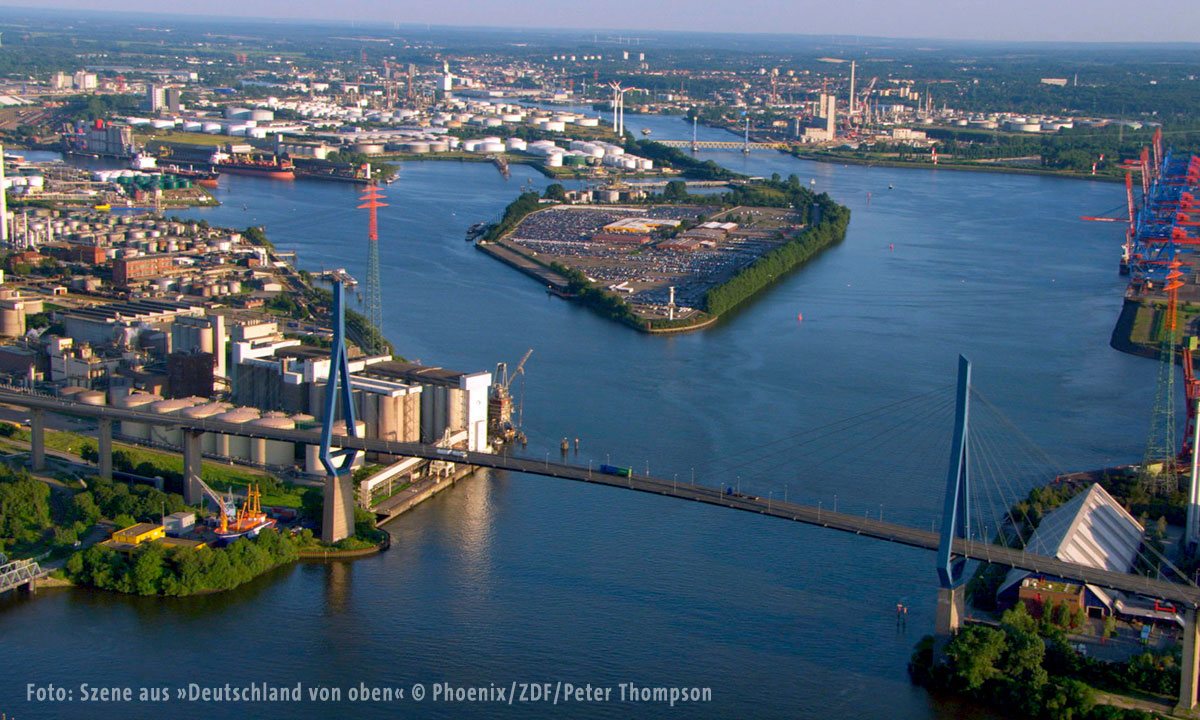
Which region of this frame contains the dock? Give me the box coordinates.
[474,240,572,293]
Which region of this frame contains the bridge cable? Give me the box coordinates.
[703,382,956,476]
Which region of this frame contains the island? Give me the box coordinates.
[475,176,850,332]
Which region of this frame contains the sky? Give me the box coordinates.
[3,0,1200,44]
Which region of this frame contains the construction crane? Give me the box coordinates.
[195,476,237,535]
[489,349,532,445]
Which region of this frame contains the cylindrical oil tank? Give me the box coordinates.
[114,392,161,440]
[59,386,87,400]
[250,415,295,466]
[181,402,230,454]
[505,138,527,151]
[148,397,203,447]
[213,408,259,461]
[76,390,106,406]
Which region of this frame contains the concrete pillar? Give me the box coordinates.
[30,407,44,471]
[182,429,203,505]
[98,417,112,480]
[1178,607,1200,716]
[322,473,355,544]
[934,585,964,638]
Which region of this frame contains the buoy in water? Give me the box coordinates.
[797,313,803,324]
[889,243,894,250]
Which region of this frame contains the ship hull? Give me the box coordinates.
[214,518,277,545]
[217,165,295,180]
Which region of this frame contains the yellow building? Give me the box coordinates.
[113,523,164,545]
[100,522,166,552]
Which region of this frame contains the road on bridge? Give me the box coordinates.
[4,388,1199,608]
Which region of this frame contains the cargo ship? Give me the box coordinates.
[292,158,372,184]
[162,163,220,188]
[210,151,295,180]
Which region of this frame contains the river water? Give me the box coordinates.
[0,112,1149,719]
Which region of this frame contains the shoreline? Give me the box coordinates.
[788,150,1127,183]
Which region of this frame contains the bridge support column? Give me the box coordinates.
[98,417,112,481]
[935,356,971,645]
[30,407,44,471]
[1177,607,1200,716]
[317,280,360,545]
[935,586,964,637]
[182,430,203,505]
[322,474,355,545]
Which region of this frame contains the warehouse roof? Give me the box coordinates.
[997,483,1144,604]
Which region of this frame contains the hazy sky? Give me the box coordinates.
[4,0,1200,44]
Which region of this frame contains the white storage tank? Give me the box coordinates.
[405,141,431,154]
[545,153,563,167]
[428,141,450,153]
[77,390,106,406]
[182,402,231,454]
[505,138,527,151]
[114,392,162,441]
[250,109,274,122]
[250,414,295,466]
[213,407,260,461]
[478,141,505,153]
[202,123,223,133]
[148,397,204,447]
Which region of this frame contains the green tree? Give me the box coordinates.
[543,183,566,201]
[945,625,1006,691]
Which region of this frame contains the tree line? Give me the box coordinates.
[704,192,850,317]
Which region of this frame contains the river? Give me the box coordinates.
[0,112,1146,719]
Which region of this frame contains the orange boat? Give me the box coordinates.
[213,484,277,544]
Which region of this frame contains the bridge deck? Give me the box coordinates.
[3,389,1197,607]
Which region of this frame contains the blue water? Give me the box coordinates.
[0,114,1143,719]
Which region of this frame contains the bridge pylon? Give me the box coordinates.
[935,355,971,639]
[319,280,360,544]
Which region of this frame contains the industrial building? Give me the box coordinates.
[61,299,200,348]
[231,339,491,455]
[997,484,1180,624]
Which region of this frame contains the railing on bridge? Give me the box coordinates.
[0,556,42,595]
